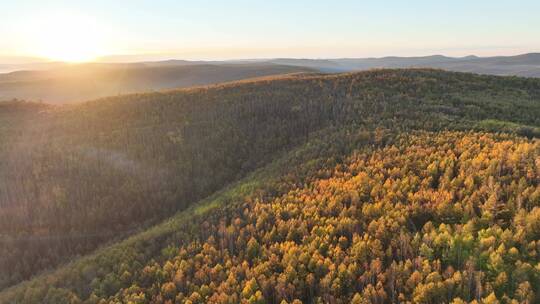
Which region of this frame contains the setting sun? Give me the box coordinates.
[21,12,109,62]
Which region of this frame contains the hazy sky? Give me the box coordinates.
[1,0,540,62]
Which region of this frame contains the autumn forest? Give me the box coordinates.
[1,69,540,303]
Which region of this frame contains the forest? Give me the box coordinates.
[0,69,539,303]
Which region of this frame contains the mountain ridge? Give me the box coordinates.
[2,53,540,105]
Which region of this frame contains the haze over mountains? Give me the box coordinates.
[0,63,314,104]
[269,53,540,76]
[1,53,539,104]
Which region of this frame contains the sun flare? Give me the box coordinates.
[22,12,110,62]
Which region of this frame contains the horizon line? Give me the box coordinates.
[1,51,539,66]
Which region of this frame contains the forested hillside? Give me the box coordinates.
[1,69,540,303]
[2,130,539,304]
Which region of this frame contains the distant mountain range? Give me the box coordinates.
[1,53,539,103]
[266,53,540,76]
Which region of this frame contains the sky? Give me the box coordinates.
[1,0,539,63]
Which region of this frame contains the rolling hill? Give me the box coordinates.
[0,63,314,104]
[1,53,540,106]
[0,69,540,303]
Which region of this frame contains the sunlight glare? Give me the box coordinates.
[22,12,110,62]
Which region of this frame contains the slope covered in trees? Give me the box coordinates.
[1,69,540,300]
[1,129,539,303]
